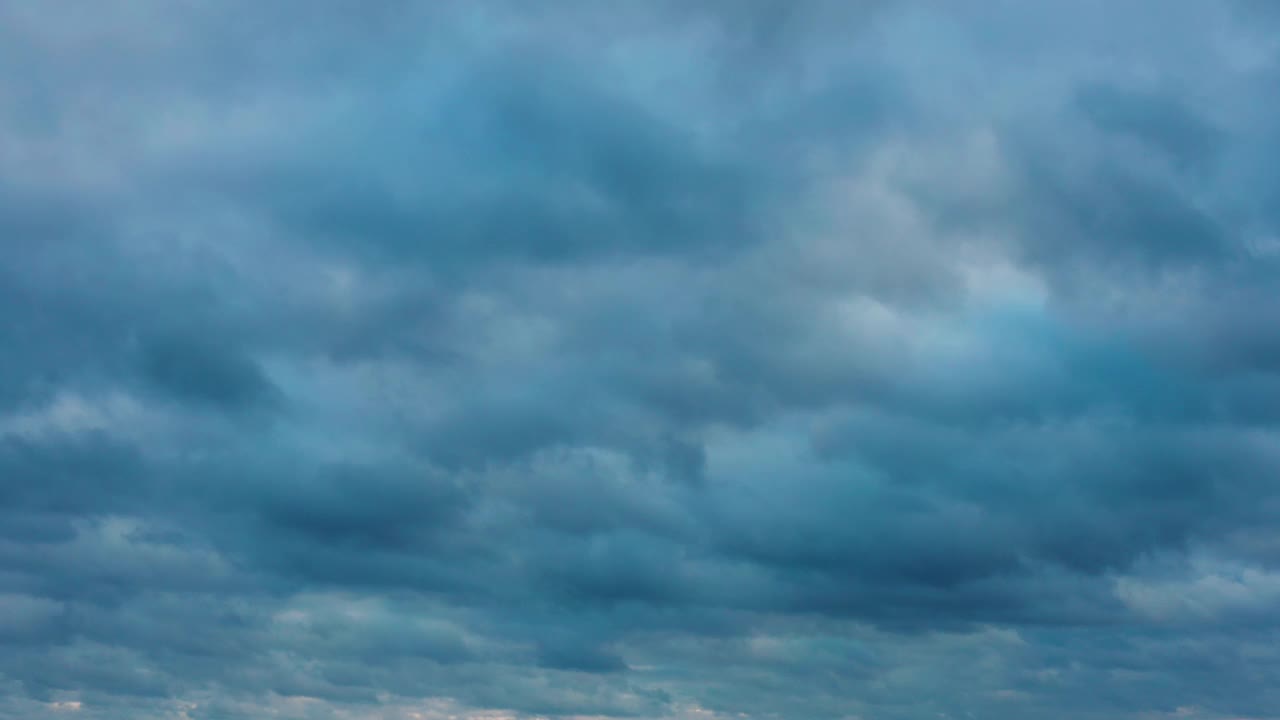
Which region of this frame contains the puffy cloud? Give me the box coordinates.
[4,1,1280,719]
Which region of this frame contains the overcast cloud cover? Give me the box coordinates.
[3,1,1280,718]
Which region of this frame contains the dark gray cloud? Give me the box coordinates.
[3,2,1280,719]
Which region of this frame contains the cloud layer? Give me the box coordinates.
[4,2,1280,719]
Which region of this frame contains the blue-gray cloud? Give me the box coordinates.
[3,2,1280,720]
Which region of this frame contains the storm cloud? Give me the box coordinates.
[4,1,1280,719]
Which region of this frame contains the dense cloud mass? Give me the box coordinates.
[3,1,1280,718]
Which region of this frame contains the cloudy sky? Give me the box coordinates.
[4,1,1280,718]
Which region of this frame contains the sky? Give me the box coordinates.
[3,1,1280,719]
